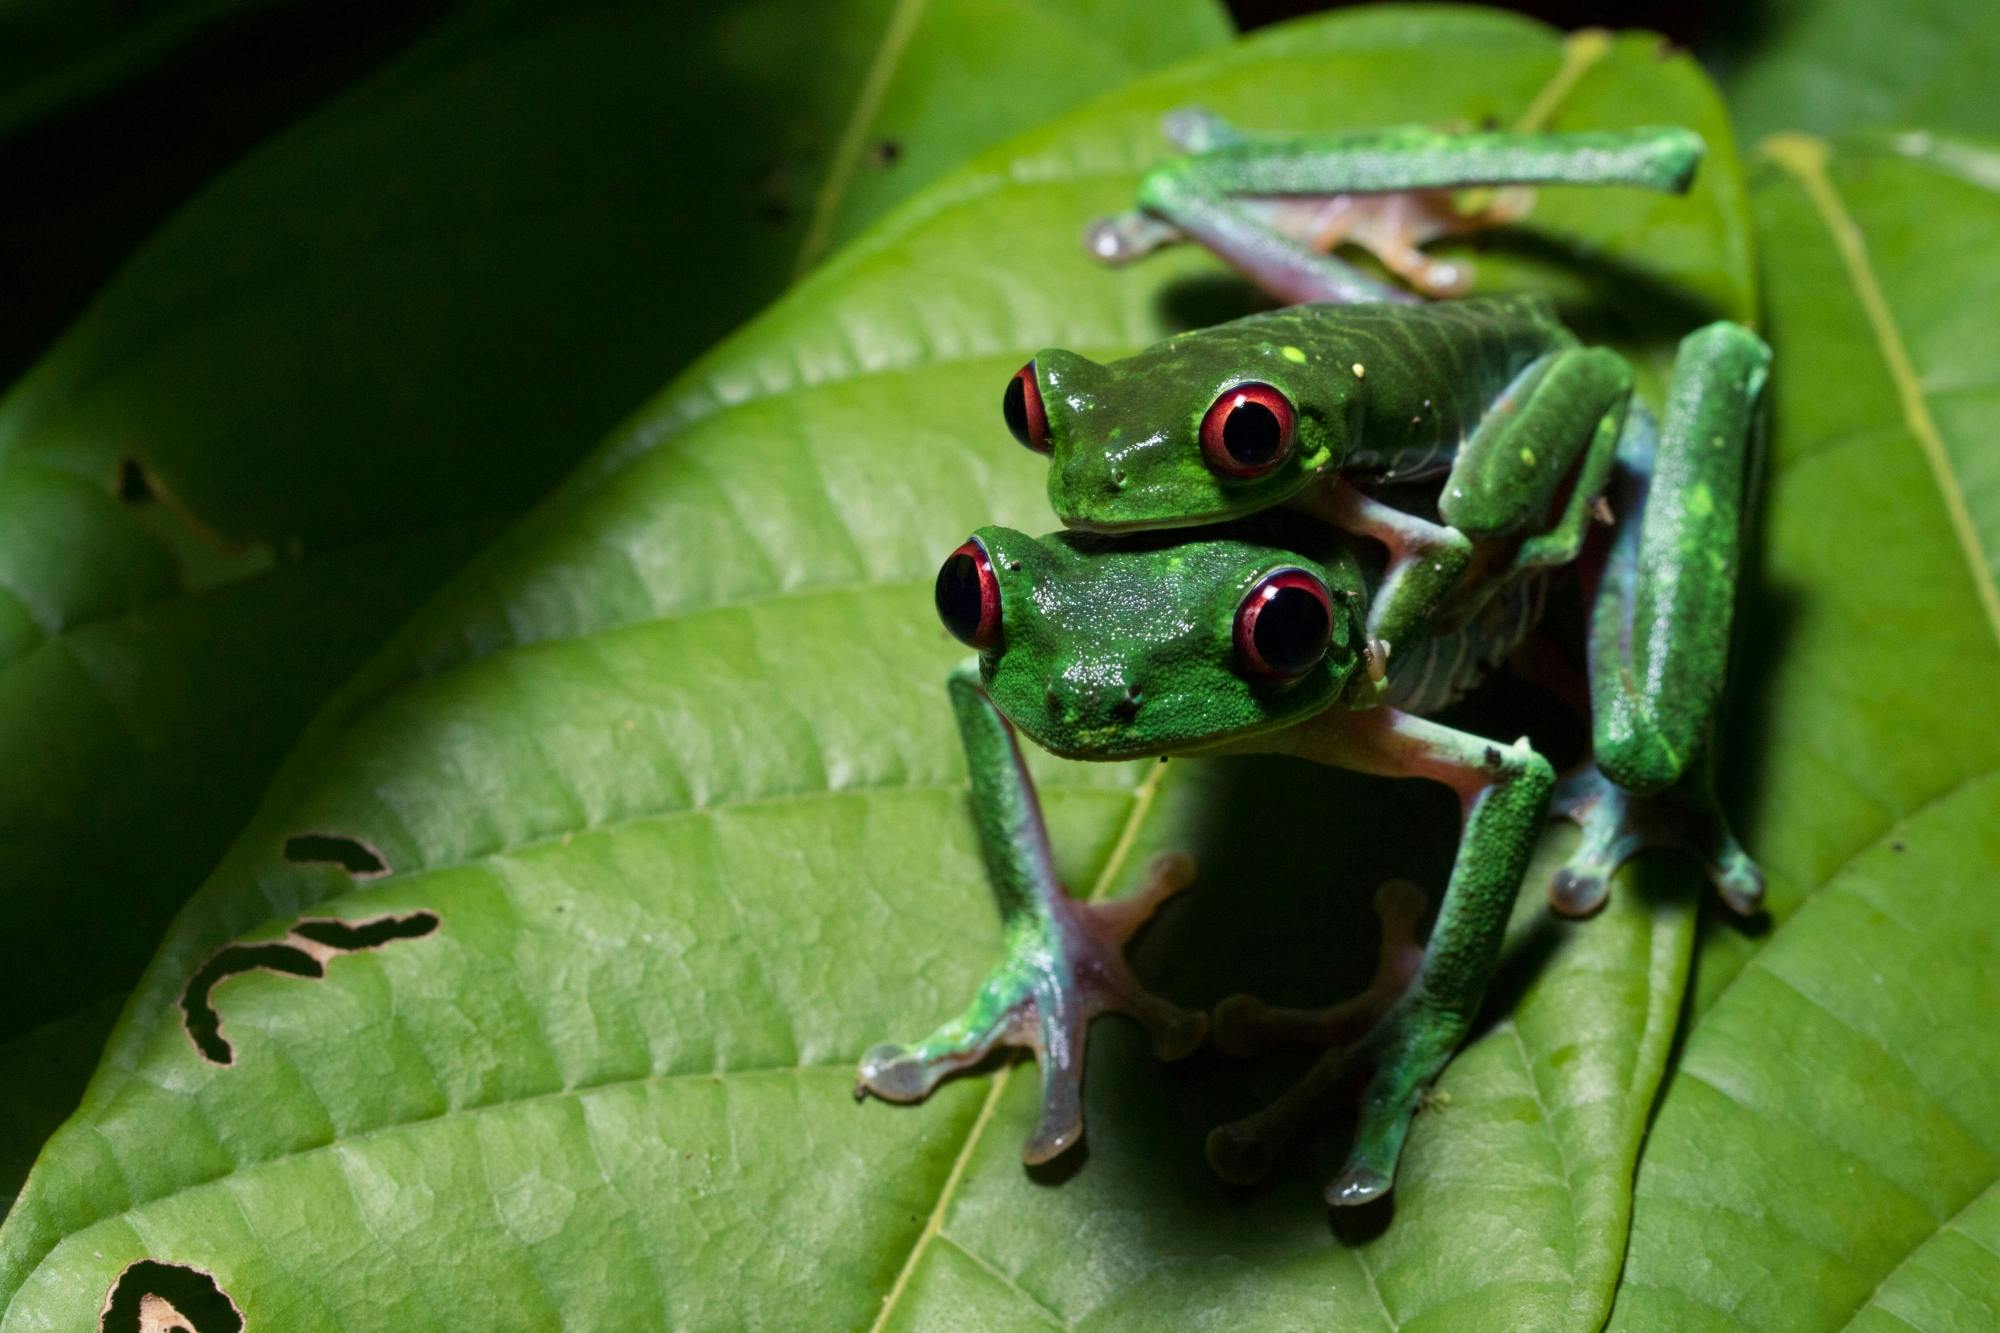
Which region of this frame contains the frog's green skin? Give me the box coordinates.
[1026,117,1773,914]
[860,331,1769,1206]
[859,121,1773,1205]
[859,524,1559,1202]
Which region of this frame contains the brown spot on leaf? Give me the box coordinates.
[100,1260,243,1332]
[180,911,440,1064]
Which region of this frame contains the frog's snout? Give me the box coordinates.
[1044,664,1143,729]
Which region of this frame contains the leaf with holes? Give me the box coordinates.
[1609,131,2000,1331]
[0,0,1230,1212]
[0,9,1756,1328]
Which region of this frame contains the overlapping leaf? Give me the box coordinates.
[1611,132,2000,1331]
[0,10,1755,1328]
[0,0,1228,1207]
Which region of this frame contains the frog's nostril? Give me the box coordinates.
[1045,687,1063,717]
[1109,467,1128,490]
[1113,683,1142,719]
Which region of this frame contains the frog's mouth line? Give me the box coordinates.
[1058,512,1225,536]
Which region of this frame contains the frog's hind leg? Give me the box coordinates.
[1549,322,1773,918]
[856,662,1207,1163]
[1209,879,1428,1059]
[1203,708,1554,1204]
[1087,117,1703,304]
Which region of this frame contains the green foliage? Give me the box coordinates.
[0,8,1765,1326]
[0,0,1226,1210]
[1703,0,2000,143]
[4,3,1996,1329]
[1611,129,2000,1331]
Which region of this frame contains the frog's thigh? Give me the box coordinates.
[1438,346,1632,542]
[1589,321,1771,794]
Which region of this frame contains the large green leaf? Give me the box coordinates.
[1703,0,2000,143]
[0,0,1228,1208]
[1611,132,2000,1329]
[0,10,1755,1327]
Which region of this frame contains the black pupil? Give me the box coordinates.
[1254,585,1329,674]
[1222,398,1282,464]
[1003,372,1034,447]
[936,553,988,645]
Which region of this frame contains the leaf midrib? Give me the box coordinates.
[792,0,931,278]
[1761,132,2000,646]
[867,759,1168,1332]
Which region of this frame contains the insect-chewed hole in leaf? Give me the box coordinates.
[179,911,440,1064]
[99,1259,243,1333]
[281,831,389,877]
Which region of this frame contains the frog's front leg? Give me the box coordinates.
[1552,322,1773,916]
[1204,707,1554,1205]
[1298,347,1631,648]
[1089,119,1703,304]
[856,660,1207,1163]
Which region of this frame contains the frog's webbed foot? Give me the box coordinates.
[1202,880,1430,1195]
[1083,108,1544,301]
[1548,762,1764,918]
[857,853,1207,1164]
[1210,879,1427,1059]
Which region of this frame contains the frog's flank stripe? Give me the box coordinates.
[793,0,932,278]
[867,760,1167,1331]
[1761,134,2000,649]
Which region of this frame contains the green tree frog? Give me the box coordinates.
[858,118,1771,1206]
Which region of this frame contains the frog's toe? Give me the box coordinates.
[856,1023,1007,1105]
[1205,1118,1281,1186]
[1205,1039,1367,1186]
[860,854,1206,1164]
[1549,762,1765,917]
[1710,831,1765,916]
[1325,1162,1393,1208]
[1210,879,1425,1059]
[1084,211,1180,265]
[1549,864,1611,918]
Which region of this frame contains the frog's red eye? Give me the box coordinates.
[1200,381,1295,478]
[1234,568,1332,680]
[937,538,1003,650]
[1003,361,1049,453]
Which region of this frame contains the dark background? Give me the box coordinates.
[0,0,1756,388]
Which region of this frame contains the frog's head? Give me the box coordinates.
[934,523,1366,760]
[1003,311,1363,532]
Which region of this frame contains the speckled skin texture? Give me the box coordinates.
[1036,296,1573,531]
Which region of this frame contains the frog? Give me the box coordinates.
[855,118,1771,1204]
[1003,116,1772,918]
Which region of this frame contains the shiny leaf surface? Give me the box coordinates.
[0,11,1754,1328]
[0,0,1228,1209]
[1612,131,2000,1331]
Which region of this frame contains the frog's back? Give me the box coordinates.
[1282,294,1575,482]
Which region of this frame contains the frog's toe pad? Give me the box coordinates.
[855,1044,947,1103]
[1549,865,1610,918]
[1325,1163,1392,1208]
[1206,1120,1281,1186]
